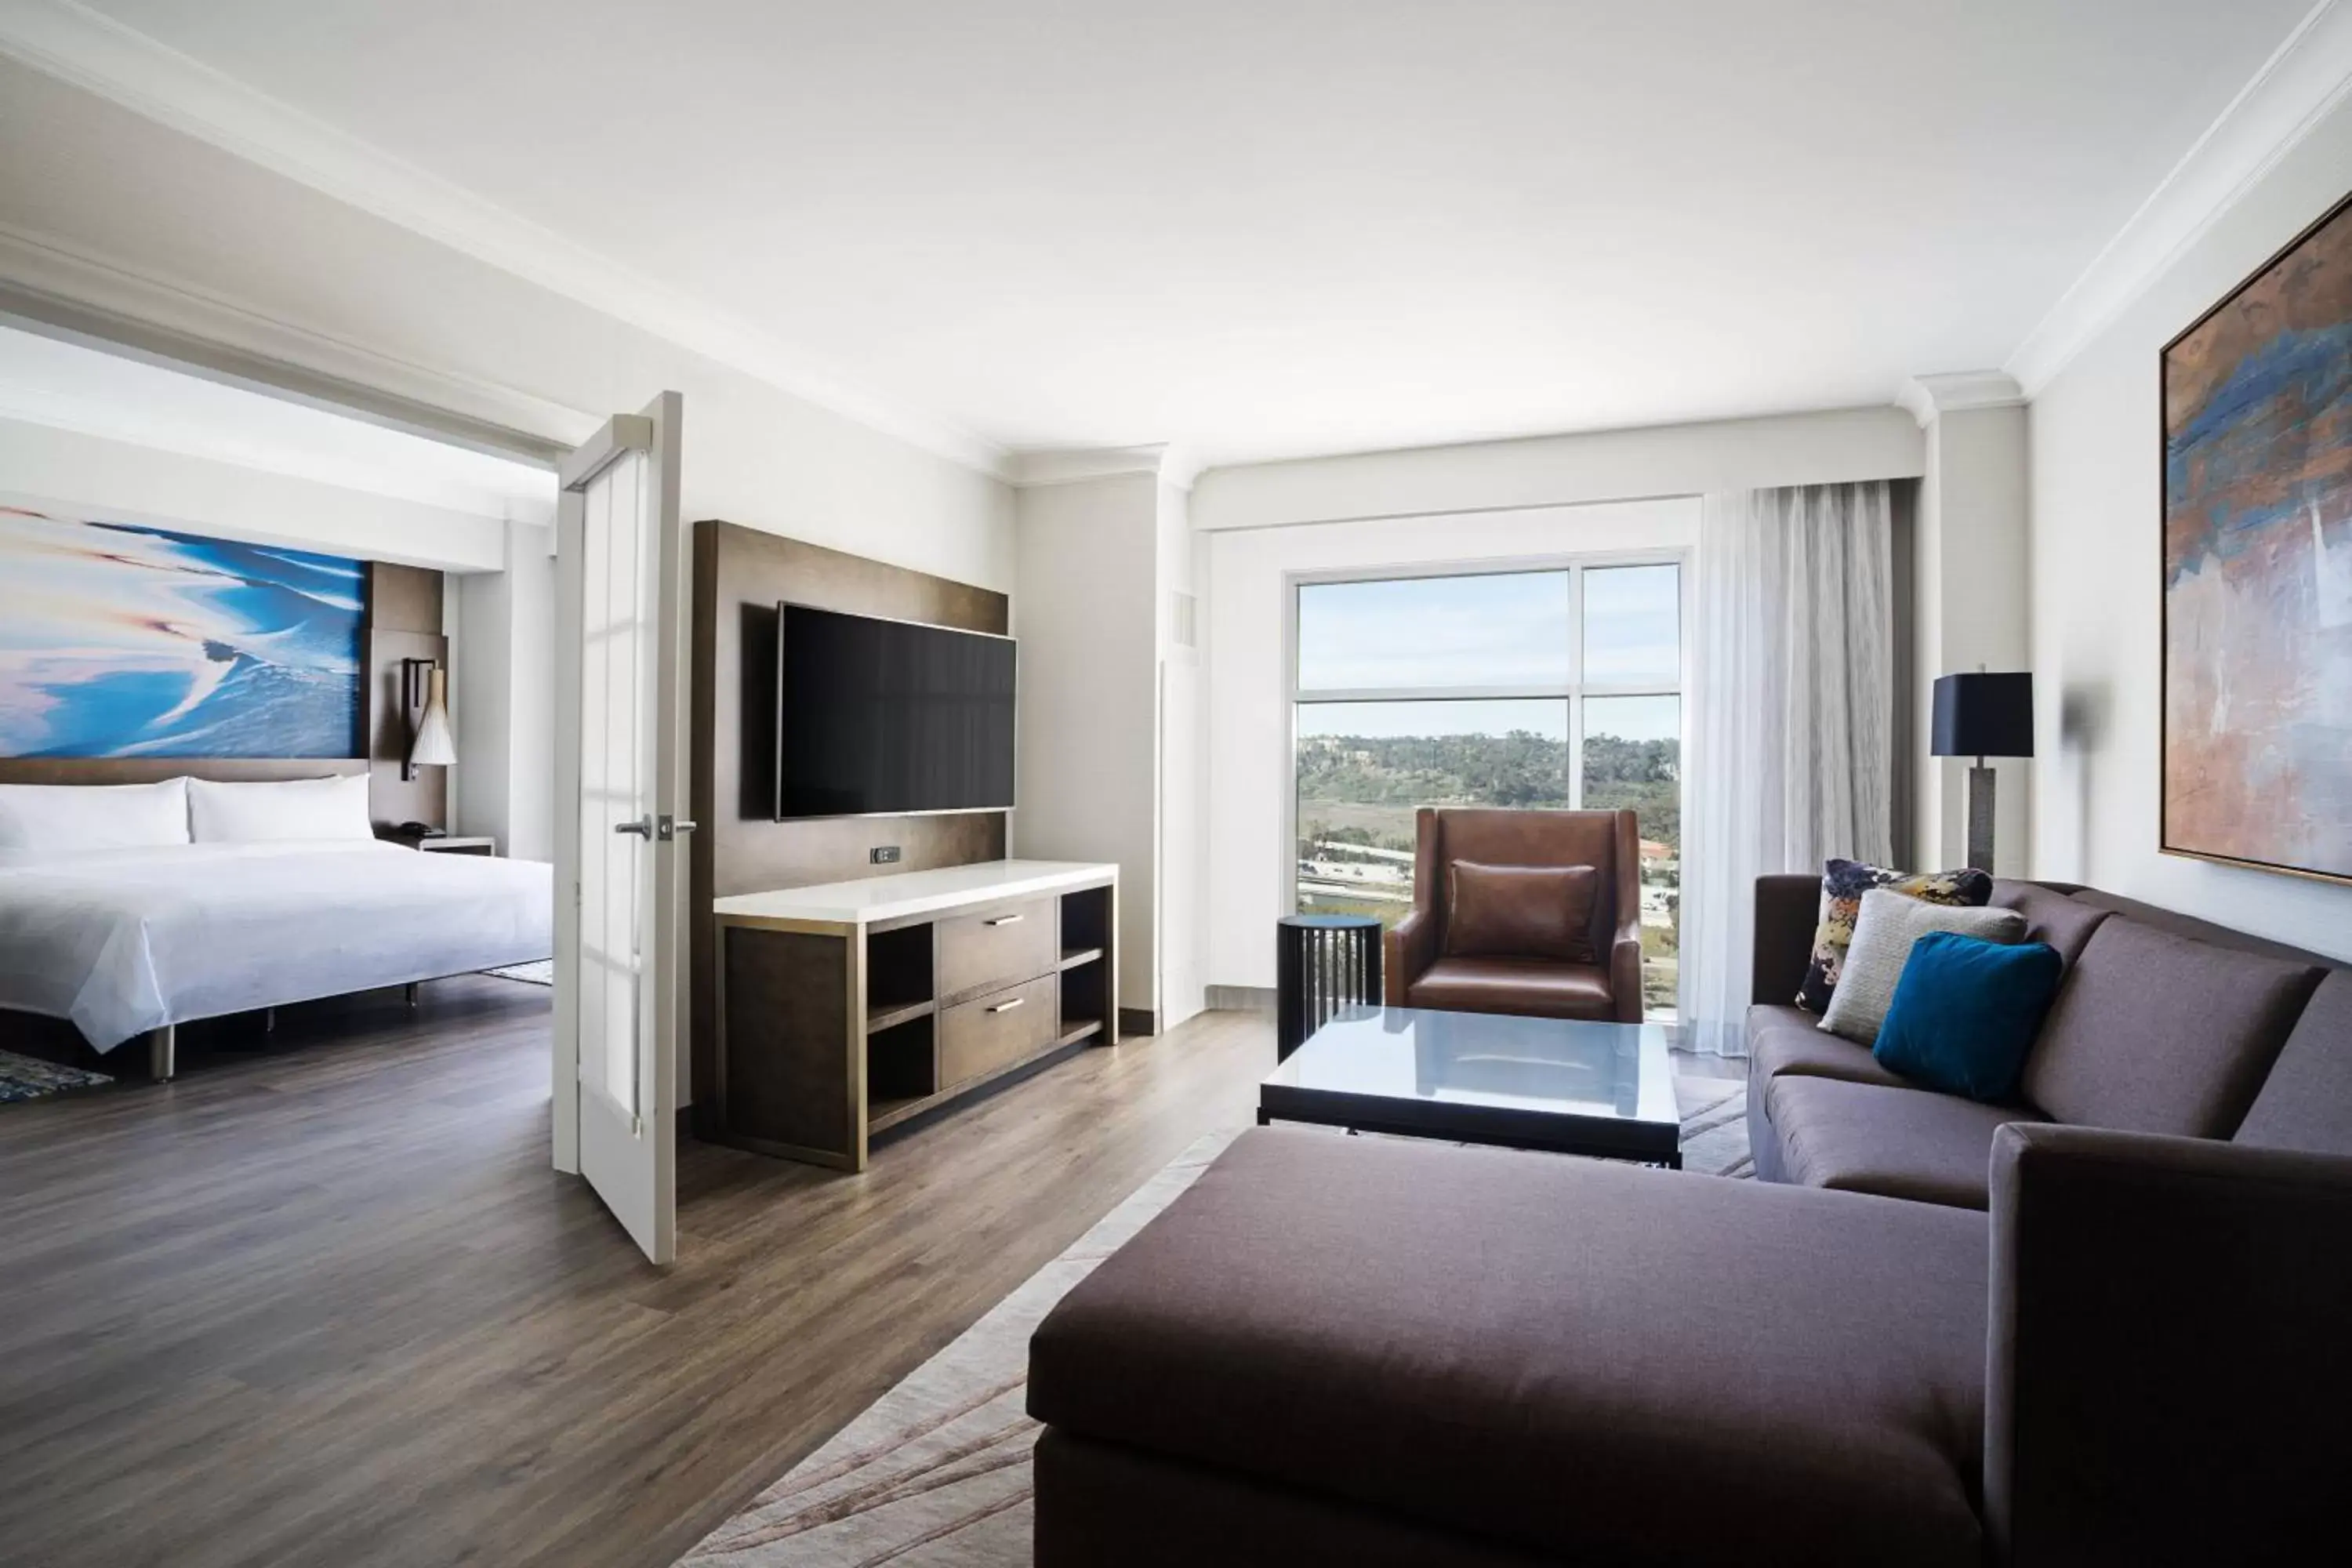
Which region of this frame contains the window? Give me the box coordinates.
[1291,560,1682,1017]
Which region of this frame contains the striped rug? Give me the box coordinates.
[679,1076,1752,1567]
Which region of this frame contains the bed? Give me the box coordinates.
[0,774,554,1076]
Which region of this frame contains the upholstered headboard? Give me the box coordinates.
[0,758,371,786]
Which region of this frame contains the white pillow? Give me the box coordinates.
[187,773,375,844]
[1818,887,2027,1044]
[0,777,191,851]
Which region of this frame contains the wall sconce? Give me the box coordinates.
[401,657,456,781]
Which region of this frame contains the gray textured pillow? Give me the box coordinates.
[1818,887,2027,1044]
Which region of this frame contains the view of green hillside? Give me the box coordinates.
[1297,728,1681,1014]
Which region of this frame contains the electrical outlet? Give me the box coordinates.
[870,844,902,865]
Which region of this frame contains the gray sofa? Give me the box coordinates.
[1747,875,2350,1207]
[1028,877,2352,1566]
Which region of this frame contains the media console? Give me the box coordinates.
[708,859,1119,1170]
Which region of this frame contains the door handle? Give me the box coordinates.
[614,817,653,838]
[984,913,1025,927]
[987,996,1026,1013]
[655,815,698,841]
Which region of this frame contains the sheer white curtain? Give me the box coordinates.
[1679,482,1893,1054]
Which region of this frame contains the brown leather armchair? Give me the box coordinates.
[1383,807,1645,1023]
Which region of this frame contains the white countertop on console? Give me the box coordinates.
[712,858,1117,926]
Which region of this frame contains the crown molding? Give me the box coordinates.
[0,220,592,463]
[2006,0,2352,395]
[1896,370,2026,427]
[0,0,1011,479]
[1008,444,1171,488]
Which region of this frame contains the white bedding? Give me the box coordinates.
[0,840,554,1051]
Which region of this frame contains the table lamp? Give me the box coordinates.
[1931,670,2033,874]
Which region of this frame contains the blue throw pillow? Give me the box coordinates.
[1872,931,2064,1103]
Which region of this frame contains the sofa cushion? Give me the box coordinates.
[1796,858,1993,1012]
[2021,916,2325,1137]
[1443,859,1599,963]
[1873,934,2065,1103]
[1030,1127,1987,1568]
[1988,880,2112,967]
[2235,970,2352,1155]
[1747,1004,1911,1089]
[1406,956,1615,1020]
[1766,1074,2044,1209]
[1817,888,2026,1044]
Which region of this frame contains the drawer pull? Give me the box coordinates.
[987,997,1027,1013]
[984,913,1025,927]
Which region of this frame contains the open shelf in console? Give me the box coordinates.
[866,1012,937,1130]
[866,922,935,1033]
[1057,882,1112,1044]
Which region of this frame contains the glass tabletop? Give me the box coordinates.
[1264,1005,1679,1129]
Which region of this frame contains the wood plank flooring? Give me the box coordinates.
[0,978,1270,1568]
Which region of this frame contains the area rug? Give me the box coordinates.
[0,1048,111,1105]
[677,1075,1752,1567]
[485,960,554,986]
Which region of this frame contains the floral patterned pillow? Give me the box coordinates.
[1795,858,1993,1013]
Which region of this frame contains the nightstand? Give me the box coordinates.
[417,836,498,856]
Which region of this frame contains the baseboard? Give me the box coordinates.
[1117,1007,1158,1039]
[1205,985,1276,1014]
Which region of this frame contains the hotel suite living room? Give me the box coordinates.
[2,4,2350,1566]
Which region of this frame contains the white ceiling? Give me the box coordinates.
[0,323,556,518]
[28,0,2327,466]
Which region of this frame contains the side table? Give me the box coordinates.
[1275,913,1383,1061]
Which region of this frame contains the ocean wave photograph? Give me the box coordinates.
[0,506,363,759]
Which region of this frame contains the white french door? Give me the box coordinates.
[552,392,685,1265]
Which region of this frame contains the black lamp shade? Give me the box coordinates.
[1931,672,2034,759]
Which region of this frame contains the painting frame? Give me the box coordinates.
[2158,185,2352,887]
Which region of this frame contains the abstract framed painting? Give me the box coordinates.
[0,506,365,759]
[2160,189,2352,886]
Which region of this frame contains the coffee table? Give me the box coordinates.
[1258,1004,1682,1167]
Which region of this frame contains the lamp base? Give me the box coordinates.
[1965,764,1996,876]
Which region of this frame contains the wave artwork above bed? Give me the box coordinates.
[0,505,364,759]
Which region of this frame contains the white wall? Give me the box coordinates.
[1192,407,1922,532]
[454,520,557,862]
[2028,93,2352,960]
[1012,474,1161,1014]
[0,416,507,572]
[1204,498,1700,989]
[1915,403,2032,873]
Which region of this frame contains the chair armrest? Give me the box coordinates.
[1384,907,1437,1007]
[1751,873,1820,1006]
[1985,1123,2352,1567]
[1609,906,1644,1024]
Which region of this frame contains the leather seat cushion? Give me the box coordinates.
[1407,956,1615,1020]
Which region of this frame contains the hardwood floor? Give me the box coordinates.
[0,978,1270,1568]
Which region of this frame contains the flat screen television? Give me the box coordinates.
[773,603,1016,820]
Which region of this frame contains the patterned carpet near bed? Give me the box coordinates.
[675,1074,1753,1567]
[0,1049,111,1105]
[485,960,554,986]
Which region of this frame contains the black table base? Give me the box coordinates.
[1275,914,1383,1061]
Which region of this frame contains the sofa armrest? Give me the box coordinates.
[1610,907,1643,1024]
[1751,874,1820,1006]
[1384,906,1437,1007]
[1985,1123,2352,1567]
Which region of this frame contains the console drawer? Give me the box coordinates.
[938,975,1056,1089]
[935,897,1054,1003]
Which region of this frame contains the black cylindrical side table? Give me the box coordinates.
[1276,914,1384,1061]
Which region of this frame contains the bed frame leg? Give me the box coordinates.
[405,982,420,1009]
[147,1024,176,1083]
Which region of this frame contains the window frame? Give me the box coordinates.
[1283,548,1691,918]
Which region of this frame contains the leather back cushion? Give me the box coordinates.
[2022,916,2325,1137]
[1444,860,1599,963]
[1439,808,1618,887]
[2235,970,2352,1155]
